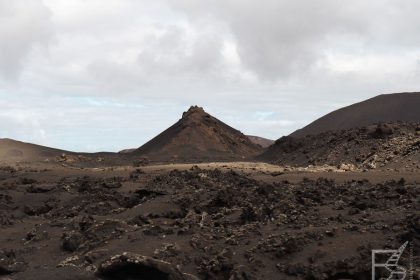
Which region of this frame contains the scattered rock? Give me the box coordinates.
[62,231,84,252]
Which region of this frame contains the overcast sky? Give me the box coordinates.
[1,0,420,152]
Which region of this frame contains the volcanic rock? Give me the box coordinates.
[259,122,420,169]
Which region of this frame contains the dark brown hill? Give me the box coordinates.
[0,138,124,166]
[290,92,420,138]
[258,122,420,170]
[122,135,273,153]
[0,138,69,163]
[133,106,263,162]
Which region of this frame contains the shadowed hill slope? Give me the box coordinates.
[133,106,263,162]
[290,92,420,138]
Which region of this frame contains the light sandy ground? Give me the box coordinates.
[5,161,419,185]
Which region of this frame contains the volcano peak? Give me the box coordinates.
[134,106,262,162]
[182,105,206,118]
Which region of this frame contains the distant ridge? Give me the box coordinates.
[0,138,124,166]
[118,148,136,154]
[290,92,420,138]
[246,135,274,148]
[133,106,263,162]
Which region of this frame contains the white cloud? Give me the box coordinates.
[0,0,53,80]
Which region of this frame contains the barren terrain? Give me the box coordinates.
[1,162,419,279]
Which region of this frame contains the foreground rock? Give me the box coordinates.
[96,253,198,280]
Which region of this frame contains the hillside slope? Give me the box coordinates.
[259,122,420,170]
[0,138,69,163]
[291,92,420,138]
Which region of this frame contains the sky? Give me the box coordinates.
[1,0,420,152]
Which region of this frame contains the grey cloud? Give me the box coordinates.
[165,0,420,81]
[86,23,227,95]
[0,0,53,80]
[164,0,365,80]
[135,25,225,78]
